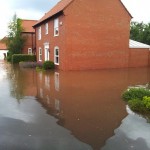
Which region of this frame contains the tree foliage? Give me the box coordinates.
[130,21,150,45]
[6,14,26,56]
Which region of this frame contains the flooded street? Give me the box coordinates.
[0,60,150,150]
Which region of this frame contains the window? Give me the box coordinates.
[39,47,42,61]
[28,48,32,55]
[45,23,48,34]
[54,18,59,36]
[38,27,41,40]
[54,46,59,65]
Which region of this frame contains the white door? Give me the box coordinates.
[44,43,50,61]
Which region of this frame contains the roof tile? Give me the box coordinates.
[22,20,37,32]
[34,0,74,26]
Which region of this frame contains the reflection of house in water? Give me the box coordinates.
[36,71,62,122]
[35,68,150,149]
[9,65,150,149]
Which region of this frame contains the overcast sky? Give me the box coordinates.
[0,0,150,39]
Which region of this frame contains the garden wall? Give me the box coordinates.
[129,48,150,67]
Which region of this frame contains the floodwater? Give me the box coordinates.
[0,60,150,150]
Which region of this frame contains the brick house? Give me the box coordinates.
[21,20,37,54]
[33,0,150,70]
[0,37,8,59]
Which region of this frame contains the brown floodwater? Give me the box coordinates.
[0,60,150,150]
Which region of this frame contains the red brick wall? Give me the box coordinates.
[22,33,36,54]
[35,0,133,70]
[129,48,150,67]
[62,0,131,70]
[35,15,66,69]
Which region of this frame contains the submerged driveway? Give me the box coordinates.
[0,61,92,150]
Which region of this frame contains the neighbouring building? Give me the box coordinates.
[33,0,150,70]
[21,20,37,55]
[129,40,150,68]
[0,38,8,59]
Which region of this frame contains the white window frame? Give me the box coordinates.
[45,23,48,35]
[28,48,32,55]
[54,18,59,36]
[38,27,41,40]
[39,47,42,61]
[54,46,59,65]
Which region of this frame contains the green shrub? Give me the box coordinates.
[143,96,150,110]
[12,54,36,63]
[6,52,12,62]
[6,55,12,62]
[128,99,146,113]
[42,61,55,70]
[122,88,150,102]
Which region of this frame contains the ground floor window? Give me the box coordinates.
[28,48,32,55]
[39,47,42,61]
[54,46,59,65]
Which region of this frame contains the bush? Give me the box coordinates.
[6,52,12,62]
[122,88,150,114]
[128,99,146,113]
[12,54,36,64]
[42,61,55,70]
[6,55,12,62]
[122,88,150,102]
[143,96,150,110]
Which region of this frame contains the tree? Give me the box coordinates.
[130,21,150,45]
[6,14,26,58]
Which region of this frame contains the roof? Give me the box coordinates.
[22,20,37,32]
[129,40,150,49]
[33,0,74,27]
[34,0,132,27]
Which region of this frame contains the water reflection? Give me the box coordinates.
[7,64,37,100]
[0,61,92,150]
[5,62,150,150]
[35,67,150,149]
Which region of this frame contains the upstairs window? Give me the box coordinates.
[54,46,59,65]
[38,27,41,40]
[54,18,59,36]
[45,23,48,35]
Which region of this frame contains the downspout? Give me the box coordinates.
[32,33,33,52]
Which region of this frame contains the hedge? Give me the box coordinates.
[12,54,36,63]
[42,61,55,70]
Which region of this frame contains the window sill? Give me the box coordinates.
[54,34,59,37]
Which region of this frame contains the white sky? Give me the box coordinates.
[0,0,150,39]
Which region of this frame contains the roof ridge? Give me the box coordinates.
[33,0,74,27]
[21,19,37,21]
